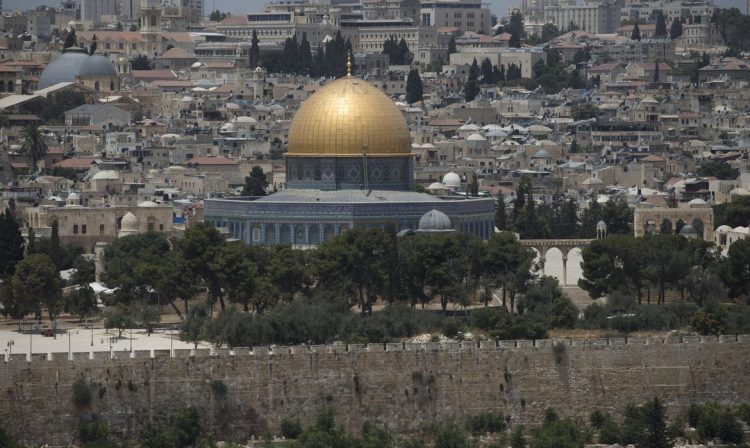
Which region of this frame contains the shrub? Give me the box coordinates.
[280,417,302,439]
[172,406,201,447]
[545,298,579,329]
[441,319,463,339]
[465,412,506,436]
[79,415,109,444]
[72,378,92,409]
[589,410,605,429]
[210,380,228,399]
[435,423,471,448]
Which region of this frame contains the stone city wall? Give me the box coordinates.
[1,335,749,446]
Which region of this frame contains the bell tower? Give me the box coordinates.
[140,0,162,57]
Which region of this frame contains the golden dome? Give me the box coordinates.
[287,76,412,157]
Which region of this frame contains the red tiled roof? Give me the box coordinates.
[79,31,142,42]
[52,157,97,169]
[159,47,196,59]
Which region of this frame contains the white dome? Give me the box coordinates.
[427,182,446,190]
[716,225,733,234]
[67,192,79,201]
[234,116,258,123]
[137,200,159,207]
[533,149,551,158]
[442,172,461,188]
[191,61,203,69]
[689,198,708,207]
[418,209,452,232]
[120,212,138,232]
[458,124,480,131]
[467,133,487,141]
[91,170,118,181]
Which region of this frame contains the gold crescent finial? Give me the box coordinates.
[346,51,352,77]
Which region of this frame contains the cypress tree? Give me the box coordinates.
[249,30,260,67]
[669,18,683,39]
[448,35,457,54]
[480,58,494,84]
[299,32,313,74]
[397,38,410,64]
[50,220,62,271]
[630,23,641,41]
[653,61,660,82]
[495,197,507,230]
[464,58,480,101]
[405,68,423,104]
[655,12,667,37]
[0,208,24,278]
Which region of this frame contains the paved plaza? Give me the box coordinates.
[0,324,210,360]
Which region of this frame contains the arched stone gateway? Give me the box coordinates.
[634,208,714,241]
[519,239,593,286]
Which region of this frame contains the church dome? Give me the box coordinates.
[38,47,91,88]
[418,209,452,232]
[286,76,412,157]
[78,54,117,77]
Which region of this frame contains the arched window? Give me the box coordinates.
[94,81,100,91]
[7,81,14,92]
[110,81,115,91]
[150,15,157,27]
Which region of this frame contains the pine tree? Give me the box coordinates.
[511,426,526,448]
[655,12,667,38]
[249,30,260,68]
[464,58,480,101]
[480,58,494,84]
[498,64,506,83]
[631,23,641,41]
[669,18,683,39]
[406,68,423,104]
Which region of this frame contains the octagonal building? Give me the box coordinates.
[204,73,495,246]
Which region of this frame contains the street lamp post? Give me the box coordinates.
[68,331,78,360]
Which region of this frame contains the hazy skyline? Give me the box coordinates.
[2,0,747,21]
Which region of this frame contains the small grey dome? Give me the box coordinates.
[38,47,91,88]
[418,209,452,232]
[680,224,697,236]
[533,149,550,158]
[596,220,607,230]
[79,54,117,77]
